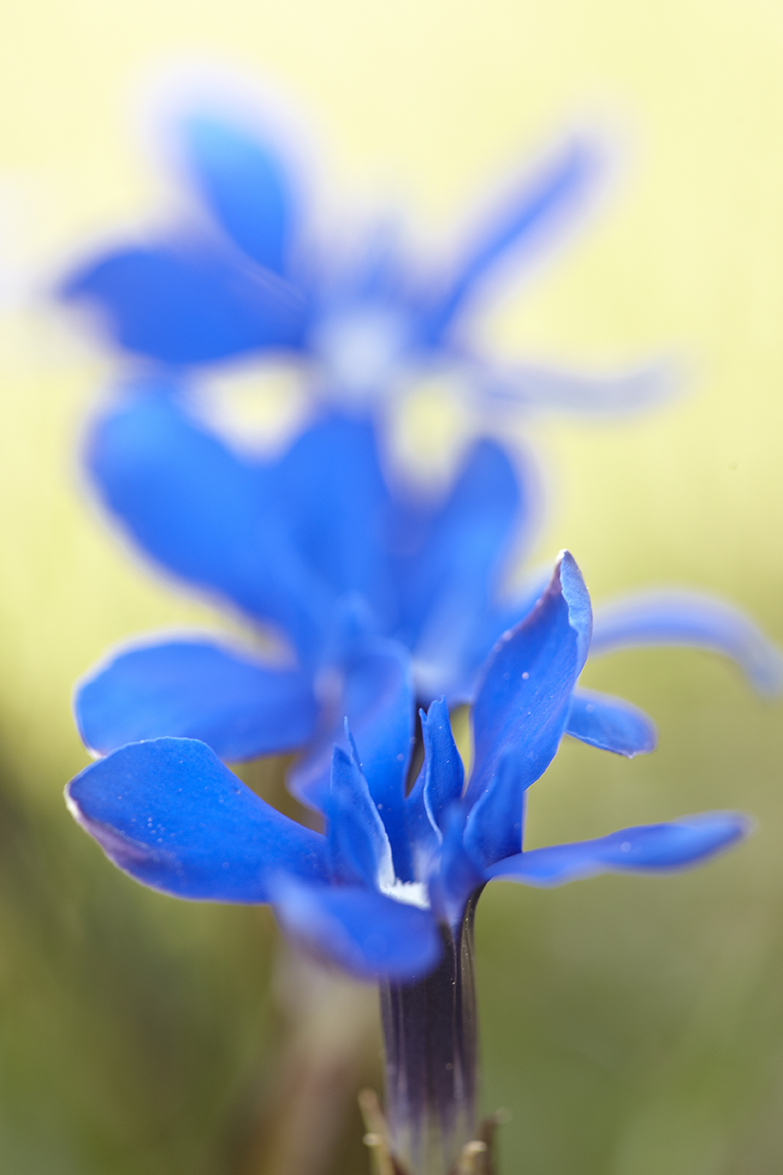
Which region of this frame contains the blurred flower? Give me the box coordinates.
[60,107,666,418]
[66,552,748,983]
[75,386,783,813]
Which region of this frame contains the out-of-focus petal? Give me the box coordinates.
[565,688,657,757]
[424,139,602,338]
[326,743,394,890]
[591,591,783,695]
[289,638,414,880]
[62,245,307,364]
[485,812,751,886]
[464,552,591,866]
[274,415,394,624]
[66,738,329,901]
[393,438,527,699]
[479,360,673,415]
[181,113,296,275]
[75,638,318,760]
[432,573,548,705]
[88,388,331,658]
[271,877,441,981]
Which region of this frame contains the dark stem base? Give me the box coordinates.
[379,900,479,1175]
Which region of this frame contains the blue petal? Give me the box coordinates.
[420,698,465,830]
[273,415,395,624]
[326,743,394,890]
[66,737,329,901]
[404,769,440,881]
[424,139,602,338]
[181,113,295,275]
[485,812,751,886]
[288,638,415,880]
[391,438,528,700]
[75,638,318,760]
[590,591,783,695]
[271,877,442,981]
[464,552,592,866]
[88,388,331,659]
[565,688,657,757]
[405,699,465,877]
[430,803,485,929]
[467,552,591,802]
[463,752,528,870]
[437,574,549,704]
[62,245,307,364]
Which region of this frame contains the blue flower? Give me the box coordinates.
[66,553,750,981]
[74,384,783,813]
[60,106,665,416]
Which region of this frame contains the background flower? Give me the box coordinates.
[61,109,667,424]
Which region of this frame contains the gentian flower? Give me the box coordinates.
[74,384,783,817]
[60,105,666,418]
[66,552,750,1175]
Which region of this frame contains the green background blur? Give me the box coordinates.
[2,1,783,1172]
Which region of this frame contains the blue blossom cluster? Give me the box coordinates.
[62,104,781,985]
[68,543,749,980]
[64,383,778,981]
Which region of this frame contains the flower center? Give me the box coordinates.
[380,879,430,909]
[312,306,411,401]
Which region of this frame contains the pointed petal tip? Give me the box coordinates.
[554,550,592,660]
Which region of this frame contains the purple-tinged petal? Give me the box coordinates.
[75,638,318,760]
[590,591,783,695]
[271,878,441,981]
[66,738,329,902]
[424,139,602,339]
[486,812,751,887]
[467,552,591,804]
[289,638,415,880]
[326,743,394,890]
[565,688,657,758]
[62,245,307,364]
[181,113,296,275]
[88,388,331,659]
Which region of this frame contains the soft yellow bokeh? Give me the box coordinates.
[1,0,782,784]
[1,2,783,1172]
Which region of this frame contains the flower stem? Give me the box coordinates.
[379,900,479,1175]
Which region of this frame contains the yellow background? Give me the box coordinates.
[0,2,782,1172]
